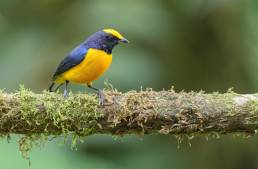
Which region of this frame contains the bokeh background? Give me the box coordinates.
[1,0,258,169]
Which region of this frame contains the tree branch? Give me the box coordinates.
[0,87,258,137]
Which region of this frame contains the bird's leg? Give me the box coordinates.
[63,80,69,97]
[87,84,105,105]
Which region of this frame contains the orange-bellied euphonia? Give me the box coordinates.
[48,29,129,104]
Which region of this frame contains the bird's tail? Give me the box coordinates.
[48,82,64,92]
[48,83,55,92]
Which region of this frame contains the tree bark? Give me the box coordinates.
[0,88,258,137]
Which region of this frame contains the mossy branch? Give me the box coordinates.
[0,87,258,137]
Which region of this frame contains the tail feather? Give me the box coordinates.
[48,82,64,92]
[48,83,55,92]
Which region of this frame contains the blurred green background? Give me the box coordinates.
[1,0,258,169]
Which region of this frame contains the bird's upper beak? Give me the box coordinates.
[119,38,129,44]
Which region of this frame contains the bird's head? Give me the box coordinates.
[85,29,129,54]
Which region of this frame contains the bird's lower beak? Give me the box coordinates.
[119,38,129,44]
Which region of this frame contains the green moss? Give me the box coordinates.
[8,86,104,160]
[1,86,258,161]
[18,134,48,165]
[242,99,258,114]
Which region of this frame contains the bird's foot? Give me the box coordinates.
[63,89,69,98]
[97,90,105,106]
[97,90,114,106]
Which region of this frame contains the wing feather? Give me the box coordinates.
[53,44,88,79]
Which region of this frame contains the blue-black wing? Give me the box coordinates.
[53,44,88,79]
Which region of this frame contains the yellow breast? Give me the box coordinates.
[61,48,112,84]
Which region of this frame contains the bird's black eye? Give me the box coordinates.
[106,35,113,40]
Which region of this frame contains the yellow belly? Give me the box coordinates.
[59,48,112,84]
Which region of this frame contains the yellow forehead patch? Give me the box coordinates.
[103,29,124,40]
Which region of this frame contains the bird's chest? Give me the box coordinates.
[63,49,112,84]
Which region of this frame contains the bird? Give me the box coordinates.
[48,29,129,105]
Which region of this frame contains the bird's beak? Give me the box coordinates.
[119,38,129,44]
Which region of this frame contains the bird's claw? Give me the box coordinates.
[97,90,105,106]
[63,89,69,98]
[97,90,114,106]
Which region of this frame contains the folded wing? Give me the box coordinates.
[53,44,88,79]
